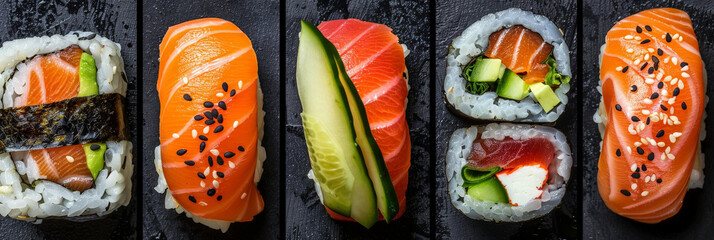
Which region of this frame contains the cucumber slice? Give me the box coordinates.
[461,166,501,187]
[82,143,106,179]
[496,69,530,100]
[469,57,502,83]
[297,20,378,228]
[467,177,509,203]
[78,52,98,97]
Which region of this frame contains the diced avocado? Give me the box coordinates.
[82,143,106,179]
[497,63,506,79]
[496,69,530,100]
[468,58,502,83]
[529,82,561,112]
[78,53,98,97]
[467,177,509,203]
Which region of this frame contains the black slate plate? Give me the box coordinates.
[0,0,138,239]
[141,1,281,239]
[582,1,714,239]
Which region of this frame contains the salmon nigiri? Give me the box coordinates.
[597,8,705,223]
[317,19,411,221]
[157,18,265,226]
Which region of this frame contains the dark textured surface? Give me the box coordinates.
[582,1,714,239]
[0,0,138,239]
[285,0,431,239]
[435,1,580,239]
[141,1,281,239]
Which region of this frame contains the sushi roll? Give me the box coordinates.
[445,123,572,222]
[0,32,132,220]
[593,8,706,223]
[444,8,571,122]
[297,20,404,228]
[153,18,266,232]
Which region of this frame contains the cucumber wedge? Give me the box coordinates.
[297,20,378,228]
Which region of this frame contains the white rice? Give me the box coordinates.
[444,8,571,122]
[593,44,707,189]
[154,82,266,233]
[0,32,132,221]
[445,123,572,222]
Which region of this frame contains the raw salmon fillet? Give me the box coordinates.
[485,25,553,74]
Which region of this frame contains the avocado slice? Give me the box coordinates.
[467,177,509,203]
[468,57,502,83]
[78,52,98,97]
[529,82,561,112]
[495,69,530,100]
[82,143,106,179]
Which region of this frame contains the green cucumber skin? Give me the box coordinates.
[78,52,98,97]
[82,143,106,179]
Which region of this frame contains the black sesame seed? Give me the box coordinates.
[224,151,235,158]
[217,114,224,123]
[183,94,192,101]
[217,172,224,178]
[90,144,100,151]
[621,190,632,196]
[636,167,640,172]
[680,62,689,67]
[656,178,662,183]
[622,66,629,73]
[660,104,668,111]
[636,147,644,155]
[197,172,206,179]
[218,101,226,110]
[200,142,206,152]
[194,115,205,121]
[666,33,672,42]
[640,62,648,71]
[642,164,647,171]
[217,195,223,201]
[646,117,650,125]
[230,89,236,97]
[631,116,640,122]
[673,88,680,96]
[648,67,654,74]
[211,109,219,117]
[214,125,224,133]
[204,111,213,119]
[631,172,641,179]
[238,146,245,152]
[208,156,213,167]
[652,56,659,63]
[650,92,659,99]
[654,61,659,71]
[640,39,650,44]
[188,195,197,203]
[207,189,216,196]
[656,130,664,138]
[184,160,195,166]
[630,85,638,92]
[647,152,654,161]
[636,26,643,33]
[199,135,208,141]
[645,25,652,31]
[217,156,224,165]
[204,101,214,108]
[616,149,621,157]
[177,149,187,156]
[657,81,664,89]
[657,48,663,56]
[682,102,687,110]
[615,104,622,111]
[222,82,228,92]
[205,119,215,125]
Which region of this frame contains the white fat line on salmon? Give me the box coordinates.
[346,37,401,77]
[336,24,379,54]
[527,41,549,67]
[160,29,242,75]
[159,20,235,58]
[508,29,527,69]
[361,74,404,105]
[323,20,350,39]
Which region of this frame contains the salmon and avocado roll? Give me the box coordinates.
[153,18,266,232]
[445,123,572,221]
[594,8,706,223]
[444,8,572,122]
[0,32,132,220]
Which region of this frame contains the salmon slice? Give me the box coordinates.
[318,19,411,221]
[13,45,94,192]
[466,137,554,170]
[158,18,263,222]
[485,25,553,73]
[598,8,704,223]
[523,63,550,84]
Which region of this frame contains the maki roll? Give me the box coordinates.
[0,32,132,220]
[153,18,266,232]
[445,123,572,221]
[444,8,571,122]
[594,8,706,223]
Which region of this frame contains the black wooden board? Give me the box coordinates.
[284,0,431,239]
[435,0,580,239]
[582,1,714,239]
[141,1,281,239]
[0,0,138,239]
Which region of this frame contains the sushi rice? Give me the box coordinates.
[445,123,572,222]
[593,44,707,189]
[153,81,266,233]
[0,31,133,221]
[444,8,571,122]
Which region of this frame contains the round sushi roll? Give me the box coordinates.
[444,8,571,122]
[0,32,132,221]
[445,123,572,222]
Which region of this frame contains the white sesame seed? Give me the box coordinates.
[204,167,210,176]
[645,176,651,182]
[238,80,243,89]
[634,142,642,147]
[678,80,684,89]
[641,191,649,196]
[670,116,678,122]
[631,164,638,172]
[666,146,671,154]
[643,98,653,104]
[616,66,623,71]
[668,153,675,160]
[216,92,224,97]
[631,183,638,190]
[210,149,219,156]
[645,78,654,84]
[664,75,672,83]
[241,193,247,199]
[648,138,656,146]
[682,72,690,78]
[661,89,668,97]
[182,77,188,84]
[229,161,236,168]
[668,98,676,105]
[638,122,646,131]
[656,71,664,80]
[212,171,218,178]
[66,156,74,163]
[233,121,239,128]
[199,201,208,206]
[642,110,650,115]
[664,57,670,63]
[670,78,678,85]
[634,59,641,65]
[662,34,666,39]
[678,36,683,42]
[203,126,209,134]
[213,180,219,188]
[635,36,642,40]
[673,132,682,137]
[652,174,656,180]
[641,138,648,145]
[674,120,681,125]
[200,181,206,188]
[647,48,654,53]
[627,147,632,154]
[626,49,634,53]
[657,142,665,147]
[625,35,634,40]
[644,54,650,61]
[172,133,180,138]
[673,33,679,39]
[661,153,666,160]
[192,129,197,139]
[672,57,678,65]
[681,65,689,71]
[651,115,660,122]
[628,126,637,135]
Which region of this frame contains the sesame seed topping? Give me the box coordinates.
[90,144,101,151]
[617,149,622,157]
[636,26,642,33]
[682,102,687,110]
[647,67,654,74]
[621,66,629,73]
[682,65,689,71]
[672,57,678,65]
[188,195,196,203]
[678,36,683,41]
[640,39,650,44]
[682,72,690,78]
[641,164,647,171]
[205,119,215,125]
[213,180,219,188]
[233,121,239,128]
[627,146,632,154]
[645,25,652,31]
[214,125,224,133]
[681,62,688,68]
[218,101,226,110]
[646,117,650,125]
[657,142,665,147]
[678,80,684,89]
[222,82,228,92]
[224,152,235,158]
[616,66,623,71]
[230,89,236,97]
[217,195,223,201]
[634,59,641,65]
[656,130,665,138]
[211,109,218,117]
[643,98,653,104]
[664,57,670,63]
[216,92,224,98]
[668,154,675,160]
[203,126,209,134]
[625,35,634,40]
[634,142,642,147]
[208,156,213,166]
[673,33,679,39]
[626,49,634,53]
[641,191,649,196]
[644,54,650,61]
[238,146,245,152]
[666,33,672,42]
[650,93,659,99]
[199,135,208,141]
[241,193,247,199]
[204,111,213,119]
[229,161,236,168]
[615,104,622,111]
[176,149,187,156]
[217,114,223,123]
[183,94,192,101]
[630,164,637,172]
[645,176,651,182]
[640,62,648,71]
[197,172,206,179]
[200,181,206,188]
[192,129,198,139]
[217,172,224,178]
[194,115,204,121]
[657,48,663,56]
[210,149,219,156]
[657,82,663,89]
[238,80,243,89]
[636,147,644,155]
[204,101,214,108]
[212,171,217,178]
[621,190,631,196]
[647,152,654,161]
[641,110,650,115]
[199,201,208,206]
[207,189,216,196]
[184,161,195,166]
[632,172,641,179]
[204,167,210,176]
[631,183,638,190]
[217,156,224,165]
[200,142,206,152]
[657,178,662,183]
[631,116,640,122]
[648,48,654,53]
[182,77,188,84]
[66,156,74,163]
[630,85,638,92]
